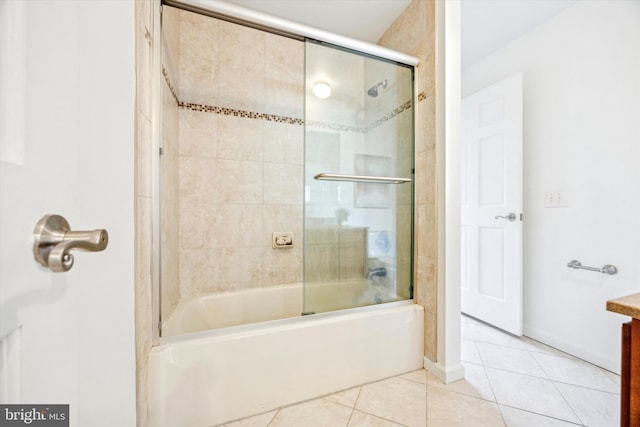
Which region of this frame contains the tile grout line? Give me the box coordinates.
[498,403,585,426]
[549,378,621,395]
[473,350,616,393]
[350,380,411,426]
[466,335,575,359]
[344,386,363,426]
[473,341,620,395]
[550,378,600,427]
[425,366,429,426]
[264,409,279,427]
[470,323,585,425]
[474,351,499,405]
[473,333,582,424]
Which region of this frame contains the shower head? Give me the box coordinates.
[367,79,388,98]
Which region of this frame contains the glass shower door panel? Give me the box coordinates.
[303,41,414,315]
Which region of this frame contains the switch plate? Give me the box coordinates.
[545,191,566,208]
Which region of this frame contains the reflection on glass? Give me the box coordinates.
[303,40,415,315]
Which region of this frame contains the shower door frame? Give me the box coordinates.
[152,0,419,344]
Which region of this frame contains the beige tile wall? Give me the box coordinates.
[305,225,368,283]
[160,6,180,325]
[378,0,438,362]
[172,9,305,297]
[169,7,425,304]
[134,0,153,425]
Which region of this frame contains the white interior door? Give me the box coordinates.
[461,73,523,336]
[0,1,135,425]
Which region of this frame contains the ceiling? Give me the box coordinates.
[461,0,577,68]
[225,0,578,69]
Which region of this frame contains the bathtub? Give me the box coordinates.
[161,284,303,336]
[162,280,407,336]
[148,286,424,426]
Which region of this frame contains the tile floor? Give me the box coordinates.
[220,315,621,427]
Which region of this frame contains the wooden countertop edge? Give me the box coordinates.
[607,293,640,320]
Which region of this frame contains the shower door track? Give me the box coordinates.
[162,0,418,67]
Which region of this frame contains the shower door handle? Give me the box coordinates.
[314,173,412,184]
[494,213,517,221]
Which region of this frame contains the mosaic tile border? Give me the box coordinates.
[163,67,179,105]
[364,99,413,132]
[180,102,305,125]
[163,67,427,133]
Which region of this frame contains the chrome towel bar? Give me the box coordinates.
[314,173,412,184]
[567,260,618,275]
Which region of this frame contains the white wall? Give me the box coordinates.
[462,0,640,371]
[0,1,136,425]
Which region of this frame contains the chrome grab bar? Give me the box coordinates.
[33,214,108,272]
[314,173,412,184]
[567,260,618,275]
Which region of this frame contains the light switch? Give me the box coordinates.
[545,191,566,208]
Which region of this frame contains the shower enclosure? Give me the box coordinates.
[150,3,422,425]
[157,5,415,338]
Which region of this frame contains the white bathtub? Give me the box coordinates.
[162,280,405,336]
[148,289,424,427]
[162,284,303,335]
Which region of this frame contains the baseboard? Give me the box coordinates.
[523,325,619,374]
[424,357,465,384]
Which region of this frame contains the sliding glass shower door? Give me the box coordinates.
[303,40,415,315]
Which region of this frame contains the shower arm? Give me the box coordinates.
[314,173,412,184]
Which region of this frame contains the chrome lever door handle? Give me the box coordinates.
[494,213,517,221]
[33,214,108,272]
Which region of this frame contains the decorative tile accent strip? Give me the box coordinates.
[363,100,412,132]
[305,121,365,133]
[163,66,427,131]
[180,102,304,125]
[307,99,414,133]
[163,67,179,105]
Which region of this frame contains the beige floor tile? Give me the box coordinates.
[519,337,577,360]
[324,386,361,408]
[347,410,404,427]
[532,352,619,393]
[427,386,505,427]
[400,369,428,384]
[475,342,547,378]
[355,377,426,427]
[461,339,482,364]
[603,368,622,386]
[461,321,531,351]
[269,399,352,427]
[499,405,580,427]
[221,410,277,427]
[555,382,620,427]
[485,368,581,424]
[427,362,495,402]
